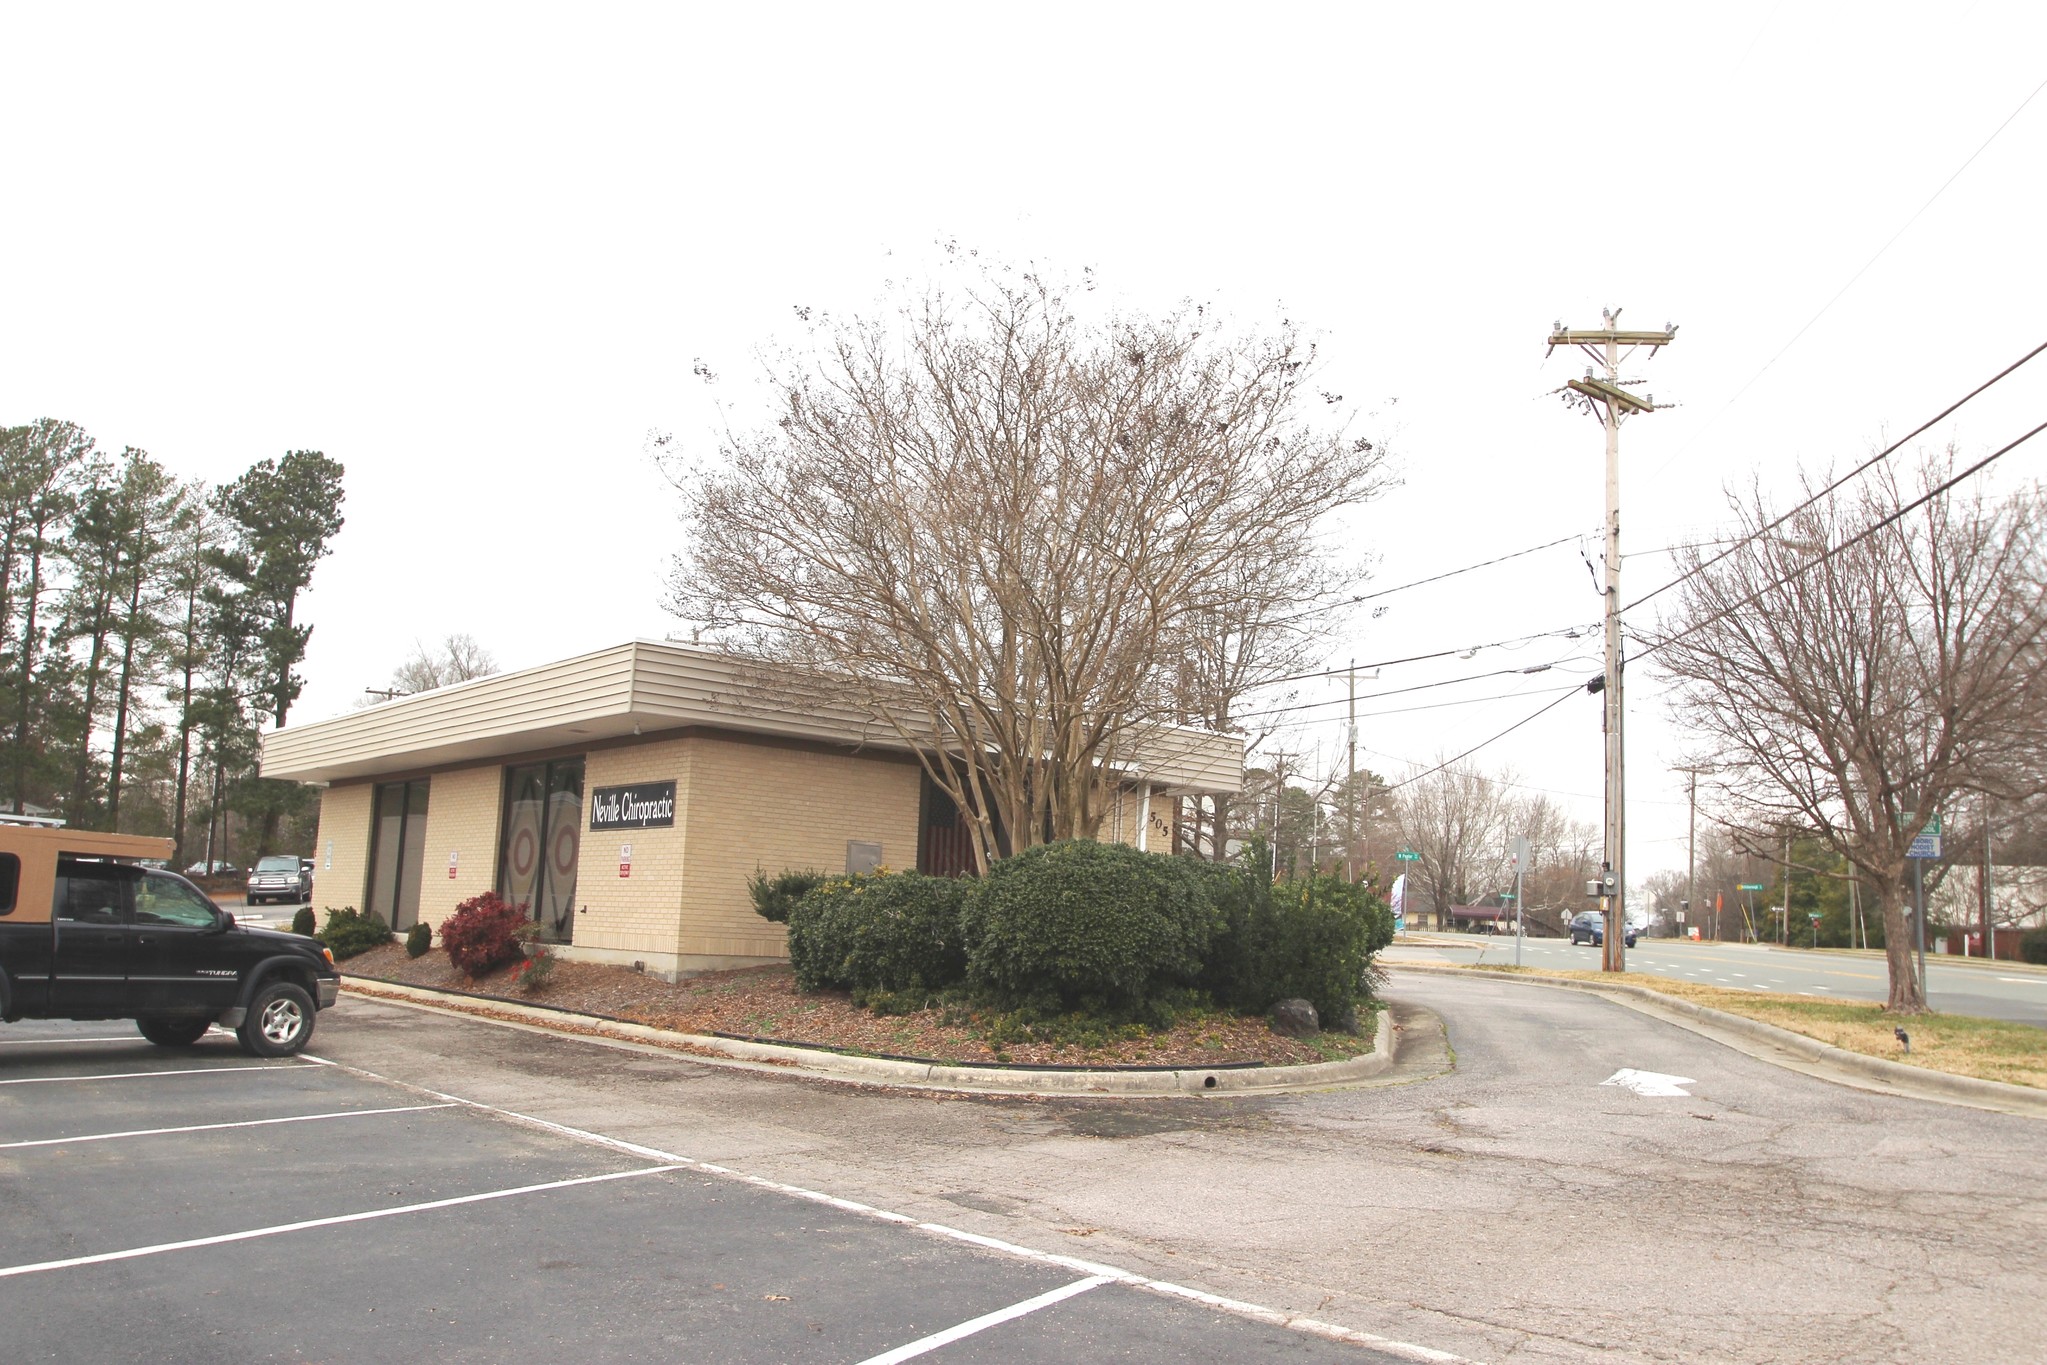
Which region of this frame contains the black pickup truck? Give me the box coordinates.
[0,824,340,1057]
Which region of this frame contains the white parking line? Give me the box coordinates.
[0,1103,456,1150]
[856,1276,1113,1364]
[1997,978,2047,986]
[0,1037,136,1046]
[0,1064,311,1087]
[0,1165,683,1279]
[302,1049,1472,1364]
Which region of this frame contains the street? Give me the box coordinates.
[9,969,2039,1362]
[1390,934,2047,1027]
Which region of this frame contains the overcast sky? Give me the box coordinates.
[5,3,2042,884]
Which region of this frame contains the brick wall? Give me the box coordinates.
[416,767,503,929]
[572,739,692,962]
[677,736,921,962]
[312,782,373,916]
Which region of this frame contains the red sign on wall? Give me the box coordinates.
[619,843,633,878]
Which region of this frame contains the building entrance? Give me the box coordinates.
[496,758,583,942]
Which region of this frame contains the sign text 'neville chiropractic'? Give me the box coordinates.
[588,781,677,831]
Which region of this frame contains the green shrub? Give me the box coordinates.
[439,892,529,977]
[962,840,1216,1014]
[748,868,828,924]
[290,906,317,937]
[2021,927,2047,966]
[787,871,968,1001]
[317,906,392,961]
[1200,839,1391,1029]
[405,921,433,958]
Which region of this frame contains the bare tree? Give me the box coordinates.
[1395,761,1514,928]
[388,633,499,695]
[1510,792,1601,935]
[663,258,1391,872]
[1655,453,2047,1011]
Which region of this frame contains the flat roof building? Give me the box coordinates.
[261,641,1244,978]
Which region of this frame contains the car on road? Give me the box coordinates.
[0,823,339,1056]
[1569,910,1638,948]
[246,853,313,905]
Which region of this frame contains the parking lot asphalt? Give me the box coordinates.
[0,1020,1440,1364]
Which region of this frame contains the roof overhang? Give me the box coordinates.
[261,641,1245,795]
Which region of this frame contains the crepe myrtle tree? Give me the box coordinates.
[661,254,1392,873]
[1655,453,2047,1012]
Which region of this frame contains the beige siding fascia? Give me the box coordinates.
[265,640,1243,796]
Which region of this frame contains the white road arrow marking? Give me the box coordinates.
[1602,1069,1696,1097]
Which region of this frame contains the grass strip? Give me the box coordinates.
[1461,965,2047,1089]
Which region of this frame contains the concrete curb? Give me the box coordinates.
[339,979,1396,1097]
[1390,963,2047,1119]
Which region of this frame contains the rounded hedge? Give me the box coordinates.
[2020,927,2047,966]
[962,840,1216,1011]
[1195,850,1391,1029]
[316,906,392,961]
[786,871,969,997]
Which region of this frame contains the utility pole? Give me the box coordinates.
[1782,828,1793,946]
[1549,311,1678,973]
[1347,661,1358,882]
[1686,770,1697,943]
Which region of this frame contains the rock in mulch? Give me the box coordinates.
[1268,998,1320,1038]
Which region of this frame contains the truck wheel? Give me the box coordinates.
[138,1016,212,1047]
[238,981,316,1057]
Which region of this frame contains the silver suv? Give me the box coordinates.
[246,854,312,906]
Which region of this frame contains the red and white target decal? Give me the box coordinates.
[549,795,581,885]
[504,801,542,903]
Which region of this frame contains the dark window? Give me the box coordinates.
[365,779,431,931]
[917,773,978,878]
[0,852,17,914]
[56,864,131,925]
[496,758,582,943]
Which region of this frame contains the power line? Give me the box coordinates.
[1625,337,2047,615]
[1245,622,1599,693]
[1264,531,1590,630]
[1634,417,2047,663]
[1233,656,1591,723]
[1382,689,1581,794]
[1641,72,2047,486]
[1253,680,1584,728]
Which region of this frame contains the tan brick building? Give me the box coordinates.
[261,642,1243,978]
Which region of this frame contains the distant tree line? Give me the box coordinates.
[0,418,344,867]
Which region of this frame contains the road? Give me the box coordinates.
[1389,933,2047,1026]
[9,971,2041,1361]
[28,970,2046,1365]
[0,1018,1402,1365]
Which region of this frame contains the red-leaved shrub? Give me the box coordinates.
[439,892,529,977]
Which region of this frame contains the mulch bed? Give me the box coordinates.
[342,944,1371,1069]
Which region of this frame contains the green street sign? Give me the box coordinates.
[1396,849,1420,862]
[1739,883,1765,892]
[1808,912,1822,922]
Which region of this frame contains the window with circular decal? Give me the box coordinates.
[496,758,583,942]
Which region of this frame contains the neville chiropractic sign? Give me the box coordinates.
[589,780,677,831]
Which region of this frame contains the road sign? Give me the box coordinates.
[1739,883,1765,892]
[1396,849,1420,862]
[1807,912,1822,922]
[1510,836,1531,874]
[1908,810,1942,860]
